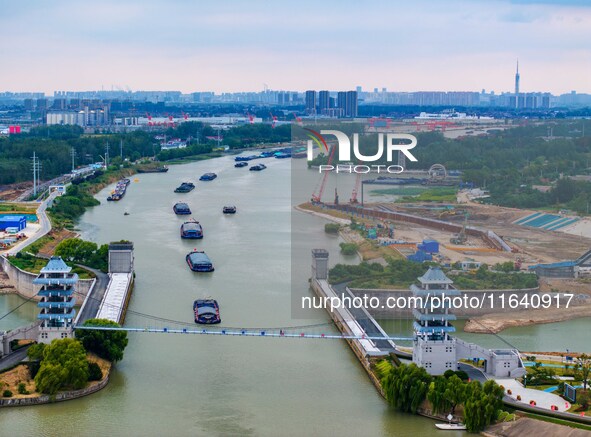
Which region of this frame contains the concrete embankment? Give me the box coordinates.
[0,374,110,408]
[310,278,387,396]
[0,255,95,301]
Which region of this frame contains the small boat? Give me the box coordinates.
[249,163,267,171]
[124,210,130,216]
[435,423,467,430]
[193,299,221,324]
[174,182,195,193]
[173,202,192,215]
[222,206,237,214]
[234,162,248,168]
[274,152,291,159]
[137,166,169,173]
[199,173,217,181]
[180,220,203,239]
[186,250,214,272]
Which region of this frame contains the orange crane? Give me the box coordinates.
[311,143,337,204]
[292,112,303,126]
[350,167,362,204]
[246,111,254,124]
[269,111,278,128]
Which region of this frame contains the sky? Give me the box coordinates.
[0,0,590,95]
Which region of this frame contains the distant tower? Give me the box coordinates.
[514,60,520,109]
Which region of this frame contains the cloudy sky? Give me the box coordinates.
[0,0,589,95]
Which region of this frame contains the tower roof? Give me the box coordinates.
[418,267,453,284]
[40,256,72,274]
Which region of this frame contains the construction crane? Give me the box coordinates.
[450,211,469,245]
[350,162,362,204]
[269,111,278,128]
[246,111,254,124]
[292,112,303,126]
[311,144,337,204]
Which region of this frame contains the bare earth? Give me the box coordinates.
[484,417,591,437]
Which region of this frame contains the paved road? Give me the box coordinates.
[458,362,488,382]
[5,191,58,256]
[0,345,31,372]
[75,266,109,325]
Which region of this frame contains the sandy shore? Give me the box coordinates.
[464,303,591,334]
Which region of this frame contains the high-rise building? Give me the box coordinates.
[515,60,520,95]
[318,90,330,114]
[337,91,347,117]
[36,98,47,110]
[305,90,316,114]
[24,99,34,110]
[345,90,358,117]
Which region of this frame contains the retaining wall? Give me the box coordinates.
[0,255,95,301]
[0,374,109,407]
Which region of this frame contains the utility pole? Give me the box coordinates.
[31,152,41,197]
[71,147,76,173]
[105,142,110,168]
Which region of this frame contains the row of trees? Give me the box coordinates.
[27,319,128,395]
[376,361,506,433]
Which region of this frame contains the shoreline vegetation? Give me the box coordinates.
[0,320,128,407]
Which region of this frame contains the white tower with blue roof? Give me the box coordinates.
[412,267,459,375]
[33,256,78,343]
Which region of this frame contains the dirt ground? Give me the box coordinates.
[36,228,78,258]
[0,182,33,202]
[484,417,591,437]
[387,202,591,265]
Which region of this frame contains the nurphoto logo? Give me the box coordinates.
[304,128,418,174]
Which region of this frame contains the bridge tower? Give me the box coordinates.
[33,256,78,343]
[311,249,329,280]
[411,267,459,375]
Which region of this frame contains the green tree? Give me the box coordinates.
[27,342,46,361]
[427,377,451,414]
[463,380,504,433]
[34,338,89,394]
[75,319,129,362]
[576,354,591,390]
[443,375,466,414]
[382,363,432,413]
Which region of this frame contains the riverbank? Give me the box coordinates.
[464,303,591,334]
[0,353,111,408]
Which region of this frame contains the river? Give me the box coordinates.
[2,155,587,435]
[1,155,443,436]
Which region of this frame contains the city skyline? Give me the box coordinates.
[0,0,590,95]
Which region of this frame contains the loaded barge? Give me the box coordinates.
[107,178,131,201]
[174,182,195,193]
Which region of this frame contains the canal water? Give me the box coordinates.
[0,154,587,436]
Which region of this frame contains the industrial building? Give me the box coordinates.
[529,249,591,278]
[0,215,26,232]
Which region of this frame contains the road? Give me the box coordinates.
[75,265,109,325]
[0,345,31,372]
[4,191,57,256]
